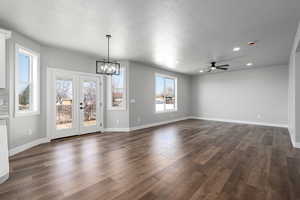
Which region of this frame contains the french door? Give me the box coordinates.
[49,69,103,139]
[79,76,101,134]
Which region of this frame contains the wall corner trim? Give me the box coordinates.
[9,138,50,157]
[0,28,11,39]
[104,128,131,132]
[290,133,300,149]
[190,116,288,128]
[295,142,300,149]
[0,173,9,184]
[103,117,193,133]
[129,116,193,131]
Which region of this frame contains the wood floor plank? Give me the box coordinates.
[0,119,299,200]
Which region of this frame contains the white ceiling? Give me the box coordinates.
[0,0,300,74]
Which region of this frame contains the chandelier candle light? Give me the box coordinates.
[96,34,121,75]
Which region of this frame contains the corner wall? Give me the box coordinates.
[191,65,288,127]
[4,27,297,152]
[40,45,102,137]
[5,31,193,151]
[6,32,43,149]
[295,53,300,145]
[288,21,300,147]
[128,61,192,128]
[104,61,130,130]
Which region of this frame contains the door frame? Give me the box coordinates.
[46,68,104,140]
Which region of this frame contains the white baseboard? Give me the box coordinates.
[190,116,288,128]
[104,128,131,132]
[8,116,294,156]
[290,134,300,149]
[9,138,50,157]
[289,128,296,148]
[0,173,9,184]
[103,117,193,133]
[129,116,193,131]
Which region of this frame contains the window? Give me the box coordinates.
[155,73,177,113]
[15,44,40,116]
[107,67,126,110]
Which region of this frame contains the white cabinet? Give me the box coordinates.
[0,29,11,89]
[0,120,9,184]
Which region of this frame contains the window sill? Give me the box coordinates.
[15,111,40,118]
[107,107,127,111]
[155,109,178,114]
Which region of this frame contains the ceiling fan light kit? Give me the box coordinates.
[205,61,229,73]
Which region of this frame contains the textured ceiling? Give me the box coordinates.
[0,0,300,74]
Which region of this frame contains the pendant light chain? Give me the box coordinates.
[106,34,111,62]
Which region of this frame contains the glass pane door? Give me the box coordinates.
[56,78,74,130]
[50,70,102,140]
[82,80,97,126]
[52,73,78,139]
[79,76,100,133]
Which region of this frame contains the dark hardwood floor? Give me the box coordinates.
[1,119,300,200]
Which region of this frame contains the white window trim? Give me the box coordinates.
[107,66,127,111]
[155,73,178,113]
[15,43,40,117]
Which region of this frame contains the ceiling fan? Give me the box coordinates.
[206,61,230,72]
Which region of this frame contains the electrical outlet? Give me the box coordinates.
[257,114,261,119]
[28,129,33,136]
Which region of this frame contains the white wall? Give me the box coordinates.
[4,29,295,151]
[6,32,43,149]
[41,45,99,138]
[41,46,130,131]
[104,61,130,130]
[129,61,192,128]
[41,46,97,73]
[192,65,288,127]
[288,21,300,146]
[296,53,300,143]
[6,35,131,149]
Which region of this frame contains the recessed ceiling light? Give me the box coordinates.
[233,47,241,52]
[199,70,204,73]
[246,62,253,66]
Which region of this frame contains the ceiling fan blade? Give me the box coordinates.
[216,64,229,67]
[216,67,228,70]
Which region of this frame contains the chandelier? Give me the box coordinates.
[96,35,120,75]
